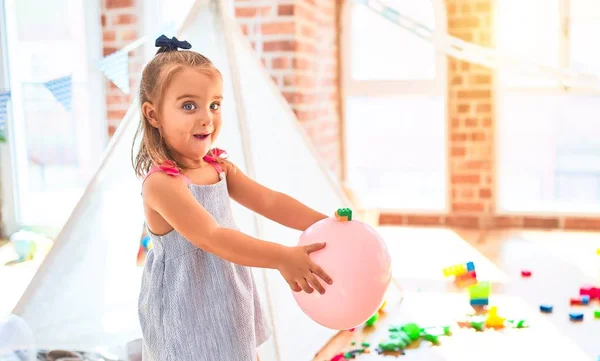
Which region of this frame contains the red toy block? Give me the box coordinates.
[521,270,532,277]
[580,285,600,299]
[570,297,583,306]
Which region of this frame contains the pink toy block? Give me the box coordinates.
[580,285,600,299]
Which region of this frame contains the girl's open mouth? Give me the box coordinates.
[194,134,210,140]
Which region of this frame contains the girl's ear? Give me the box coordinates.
[142,102,159,129]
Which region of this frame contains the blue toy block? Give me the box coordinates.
[470,298,489,306]
[569,312,584,321]
[466,261,475,272]
[539,304,553,313]
[581,295,590,305]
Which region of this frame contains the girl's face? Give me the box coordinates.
[144,66,223,166]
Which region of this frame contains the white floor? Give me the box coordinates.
[0,241,47,316]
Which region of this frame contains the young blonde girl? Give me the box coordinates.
[133,35,333,361]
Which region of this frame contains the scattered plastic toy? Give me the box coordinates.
[521,270,532,277]
[443,261,477,287]
[334,208,352,221]
[469,281,490,306]
[539,304,553,313]
[569,312,584,322]
[376,322,449,354]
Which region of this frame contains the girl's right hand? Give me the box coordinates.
[277,242,333,294]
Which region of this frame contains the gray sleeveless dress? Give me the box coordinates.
[138,165,271,361]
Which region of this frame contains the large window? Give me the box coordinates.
[496,0,600,213]
[0,0,106,232]
[343,0,447,211]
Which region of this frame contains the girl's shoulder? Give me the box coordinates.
[142,161,191,194]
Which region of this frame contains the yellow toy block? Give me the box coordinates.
[443,264,467,277]
[485,306,505,328]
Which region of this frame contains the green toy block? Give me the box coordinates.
[422,333,440,345]
[514,320,528,328]
[361,342,370,348]
[423,326,452,336]
[469,281,491,299]
[335,207,352,221]
[397,331,412,345]
[379,340,403,352]
[400,323,422,341]
[595,309,600,319]
[470,321,485,331]
[365,312,378,327]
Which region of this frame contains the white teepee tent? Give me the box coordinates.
[12,1,351,360]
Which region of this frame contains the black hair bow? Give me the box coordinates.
[155,35,192,52]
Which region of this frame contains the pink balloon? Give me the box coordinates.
[293,216,392,330]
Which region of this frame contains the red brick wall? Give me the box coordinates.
[100,0,143,136]
[446,0,494,227]
[235,0,343,178]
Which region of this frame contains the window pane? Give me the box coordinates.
[498,93,600,213]
[495,0,561,87]
[350,1,436,81]
[345,95,446,210]
[7,0,105,226]
[569,0,600,74]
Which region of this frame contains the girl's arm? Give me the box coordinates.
[225,163,328,231]
[143,171,332,293]
[144,172,284,268]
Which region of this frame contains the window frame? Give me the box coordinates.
[494,0,600,216]
[340,0,449,212]
[0,0,107,234]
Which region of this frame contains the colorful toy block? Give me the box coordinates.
[443,263,467,277]
[443,261,478,287]
[521,270,532,277]
[468,281,490,306]
[485,307,505,328]
[570,295,590,305]
[571,297,583,306]
[335,208,352,221]
[594,309,600,319]
[469,281,491,299]
[470,298,489,306]
[506,319,528,328]
[539,304,553,313]
[580,285,600,299]
[455,271,478,287]
[466,261,475,272]
[569,312,584,322]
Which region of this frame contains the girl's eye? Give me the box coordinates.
[210,102,220,111]
[182,102,197,111]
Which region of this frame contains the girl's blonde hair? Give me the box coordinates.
[131,45,226,178]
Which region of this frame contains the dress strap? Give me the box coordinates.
[203,148,227,178]
[142,161,192,186]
